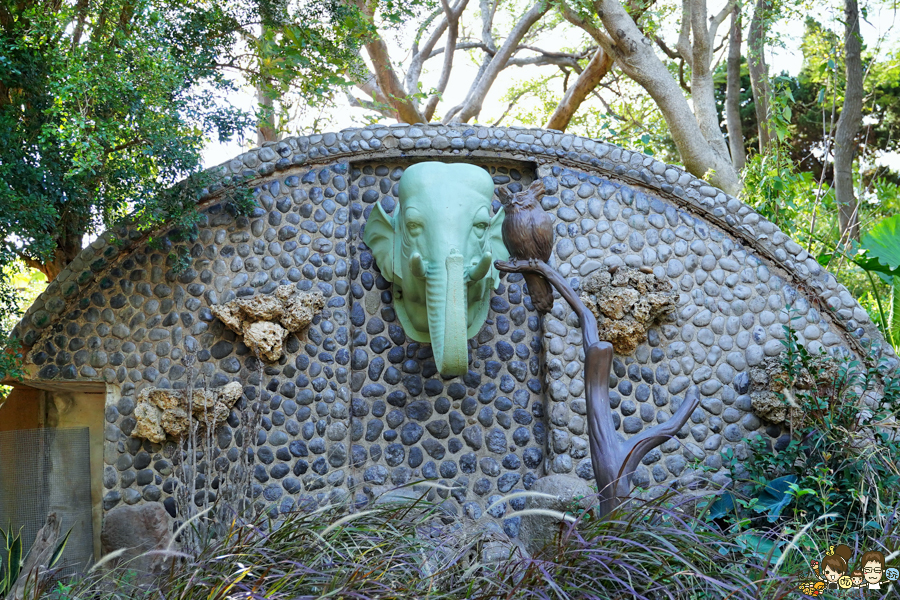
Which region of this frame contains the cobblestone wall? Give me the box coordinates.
[14,124,894,530]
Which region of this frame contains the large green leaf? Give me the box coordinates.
[736,532,784,565]
[752,475,797,522]
[707,493,737,520]
[859,215,900,276]
[48,527,73,569]
[4,532,22,593]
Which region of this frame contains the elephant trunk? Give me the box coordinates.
[426,249,468,377]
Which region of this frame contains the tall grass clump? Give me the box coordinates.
[48,494,489,600]
[39,486,804,600]
[486,492,797,600]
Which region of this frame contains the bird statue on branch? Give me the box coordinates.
[497,179,555,313]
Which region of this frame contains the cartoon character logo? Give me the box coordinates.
[797,544,895,596]
[819,545,853,589]
[859,550,885,591]
[798,580,825,596]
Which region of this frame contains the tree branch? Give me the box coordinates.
[653,34,681,59]
[676,0,692,67]
[355,0,426,124]
[558,0,611,46]
[449,0,550,123]
[480,0,498,52]
[424,0,469,121]
[70,0,90,47]
[427,40,493,59]
[725,3,746,170]
[545,47,614,131]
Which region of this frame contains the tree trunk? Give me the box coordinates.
[256,82,278,145]
[545,48,613,132]
[688,0,732,164]
[725,4,746,171]
[834,0,863,242]
[26,237,82,282]
[747,0,772,153]
[588,0,741,195]
[354,0,426,124]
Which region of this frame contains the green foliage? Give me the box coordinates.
[0,0,366,357]
[708,475,798,523]
[42,491,797,600]
[1,525,23,597]
[496,70,678,162]
[0,0,252,314]
[1,522,71,597]
[741,147,817,234]
[857,213,900,276]
[723,316,900,536]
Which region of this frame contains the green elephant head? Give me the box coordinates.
[363,162,508,377]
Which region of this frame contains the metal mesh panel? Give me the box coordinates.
[0,427,94,576]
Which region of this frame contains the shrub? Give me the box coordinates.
[727,313,900,534]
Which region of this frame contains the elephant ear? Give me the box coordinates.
[488,206,509,289]
[363,202,397,282]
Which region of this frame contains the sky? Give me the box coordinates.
[200,0,900,171]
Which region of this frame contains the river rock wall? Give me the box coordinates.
[13,123,893,531]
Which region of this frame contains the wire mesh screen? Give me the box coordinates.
[0,427,94,576]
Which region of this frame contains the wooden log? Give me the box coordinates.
[10,512,61,600]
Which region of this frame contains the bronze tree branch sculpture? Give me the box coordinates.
[495,258,701,516]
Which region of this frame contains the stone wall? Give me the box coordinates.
[13,124,894,531]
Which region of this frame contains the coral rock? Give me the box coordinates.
[279,287,326,332]
[133,402,165,444]
[244,321,288,362]
[580,267,676,354]
[209,302,243,333]
[160,407,190,438]
[139,387,182,411]
[210,286,323,361]
[217,381,244,405]
[132,382,245,442]
[749,354,839,425]
[751,391,802,424]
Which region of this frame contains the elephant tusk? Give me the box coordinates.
[410,252,427,278]
[467,251,492,282]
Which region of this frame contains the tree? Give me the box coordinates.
[555,0,741,193]
[0,0,363,289]
[747,0,773,153]
[0,0,241,281]
[344,0,596,124]
[344,0,744,193]
[230,0,368,144]
[725,4,746,170]
[833,0,863,242]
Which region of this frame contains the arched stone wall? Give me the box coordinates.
[13,124,894,528]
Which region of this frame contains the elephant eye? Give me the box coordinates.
[407,221,423,236]
[473,221,488,234]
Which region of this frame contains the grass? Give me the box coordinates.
[34,485,807,600]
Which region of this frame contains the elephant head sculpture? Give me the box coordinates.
[363,162,509,377]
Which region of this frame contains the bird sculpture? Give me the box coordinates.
[497,179,555,313]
